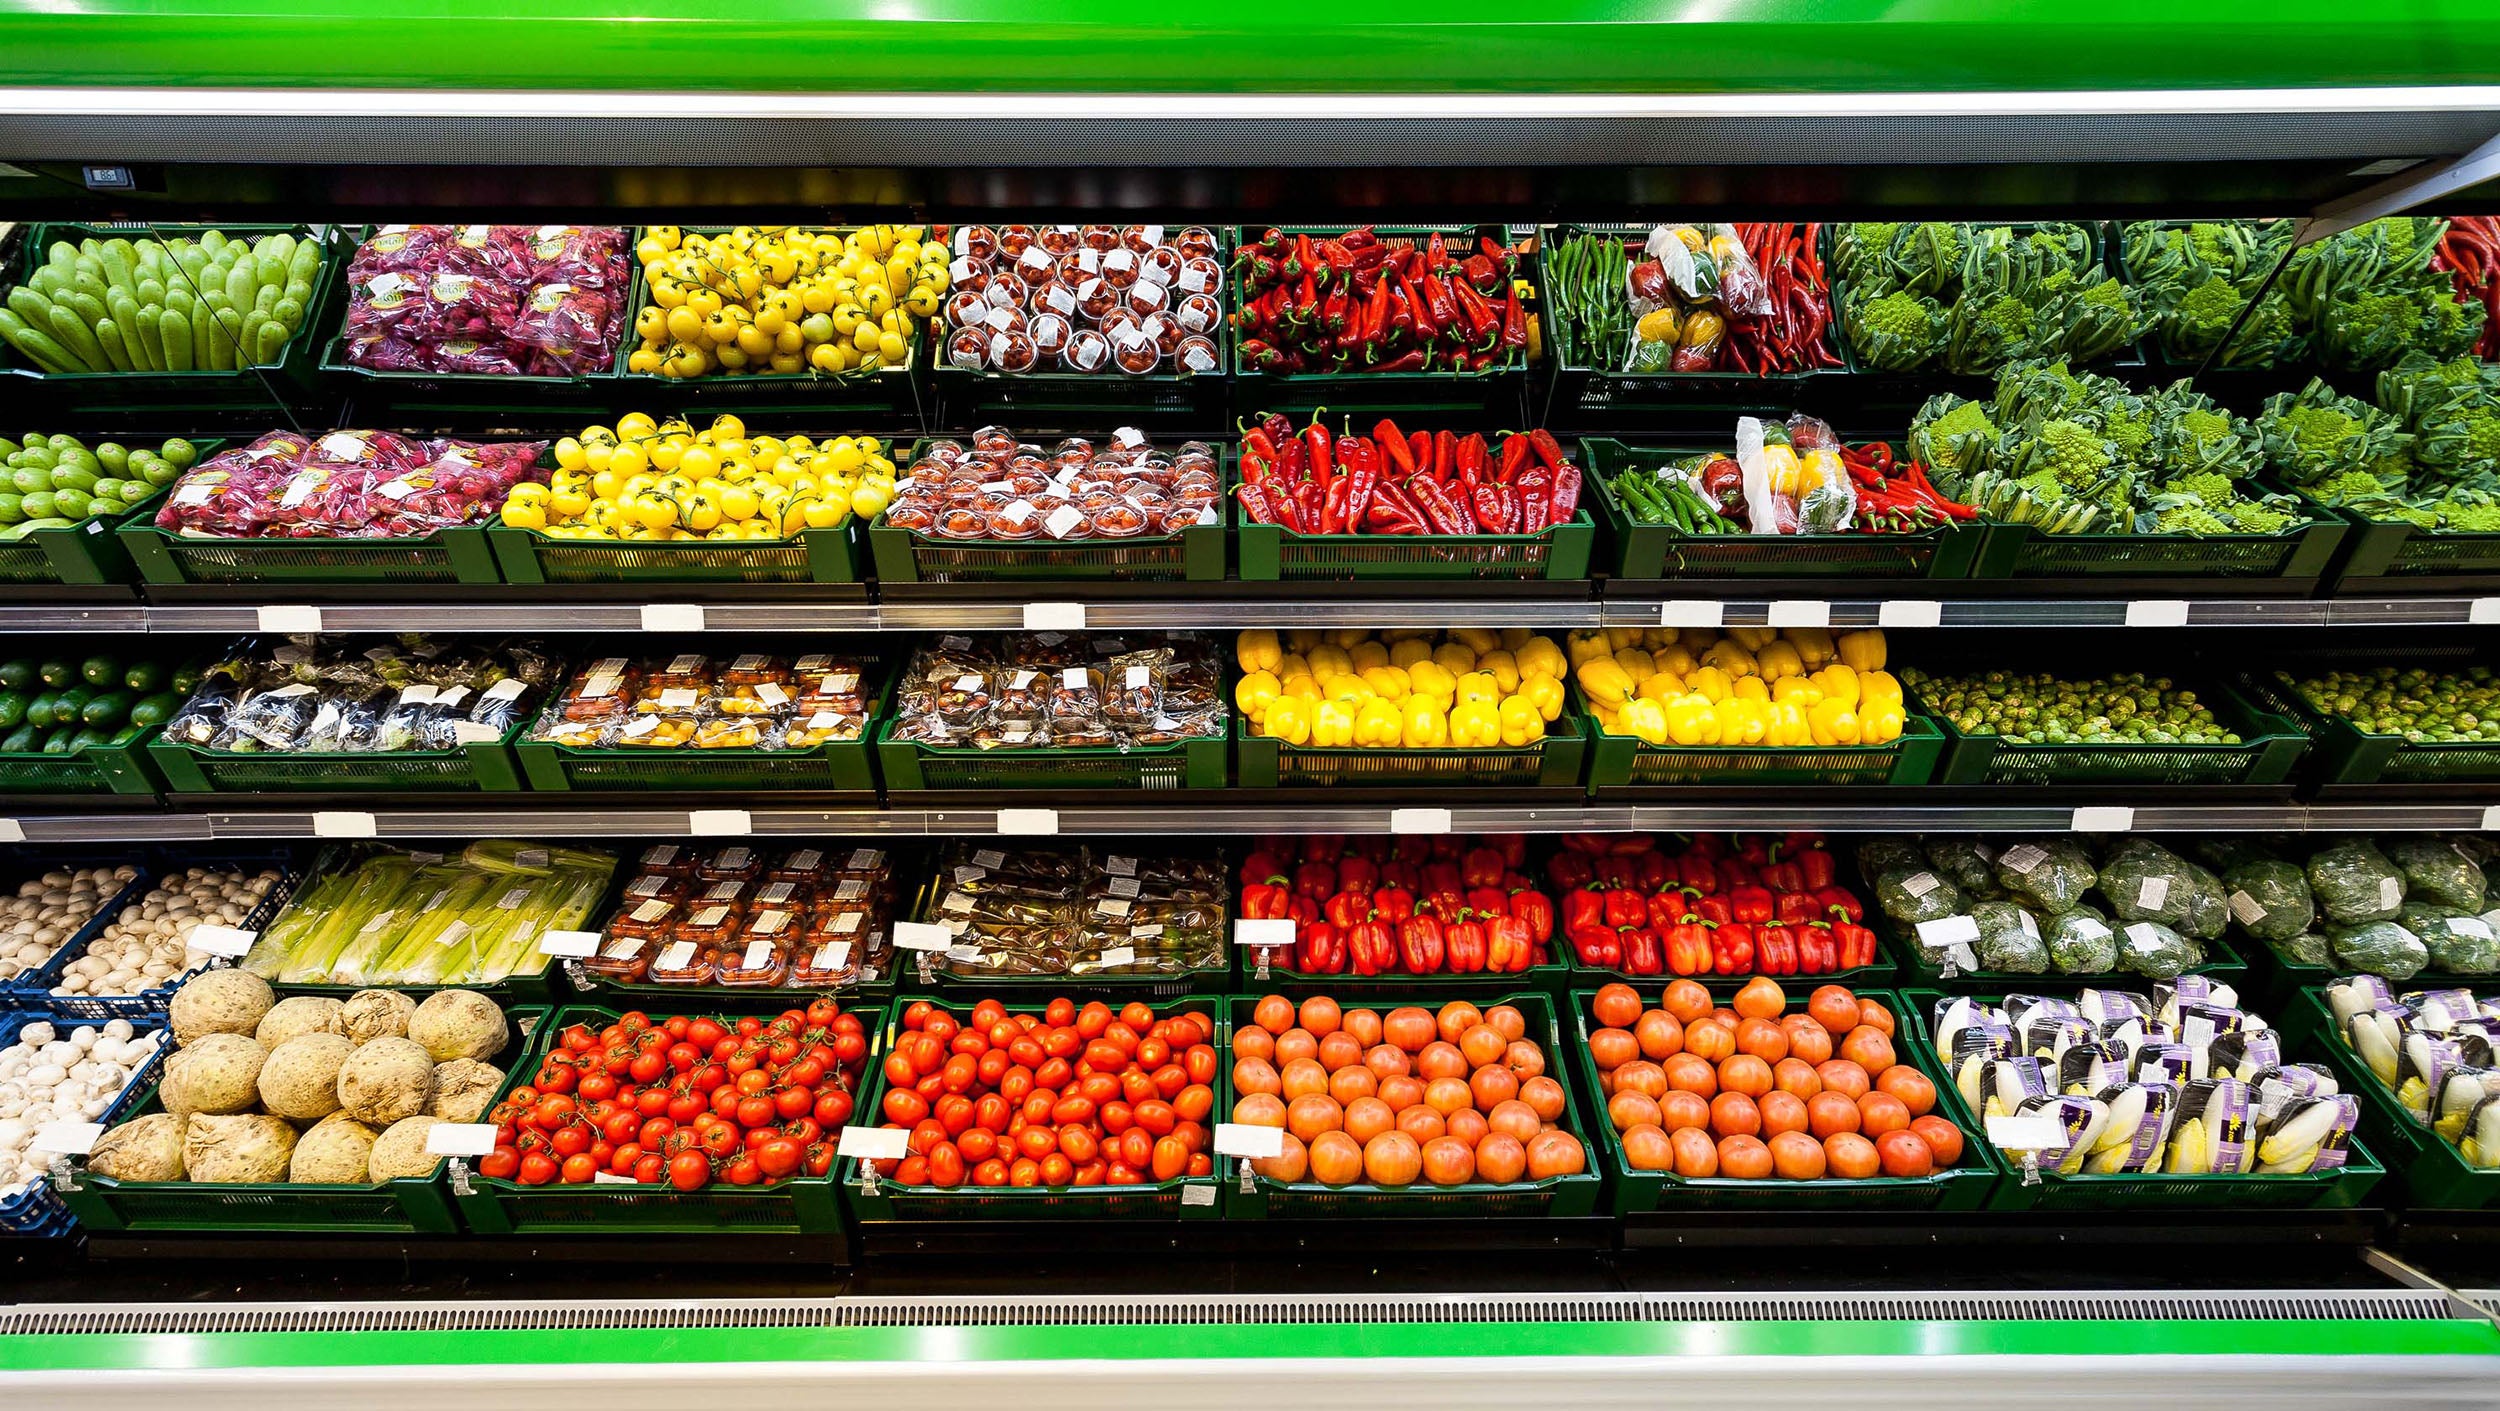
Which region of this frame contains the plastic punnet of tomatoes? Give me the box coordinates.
[452,999,872,1236]
[1551,833,1893,984]
[1236,834,1560,984]
[845,994,1226,1220]
[1223,991,1600,1218]
[1573,978,1998,1215]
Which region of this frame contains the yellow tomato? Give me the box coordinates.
[553,437,588,471]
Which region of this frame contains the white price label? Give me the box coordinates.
[1096,946,1137,968]
[1235,918,1297,950]
[837,1126,911,1160]
[450,721,502,745]
[1181,1183,1216,1207]
[1901,871,1940,899]
[1878,599,1943,629]
[1390,807,1453,835]
[2125,599,2191,628]
[1999,844,2048,875]
[1914,914,1981,951]
[30,1120,104,1155]
[425,1123,499,1157]
[893,922,953,952]
[641,603,706,633]
[188,924,259,957]
[2070,806,2135,833]
[688,809,752,837]
[813,941,853,971]
[2471,598,2500,625]
[2381,876,2404,909]
[1766,599,1830,628]
[996,808,1059,836]
[1986,1114,2065,1150]
[539,929,601,958]
[2124,922,2168,954]
[1659,600,1723,628]
[313,811,378,839]
[1024,602,1086,631]
[0,820,22,844]
[657,941,698,971]
[593,1171,637,1184]
[256,604,323,633]
[2227,891,2267,927]
[1212,1123,1285,1159]
[1043,504,1086,539]
[2481,805,2500,831]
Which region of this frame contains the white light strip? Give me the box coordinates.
[0,85,2497,123]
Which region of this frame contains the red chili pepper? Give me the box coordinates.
[1303,414,1334,489]
[1500,281,1526,350]
[1320,476,1349,535]
[1234,481,1282,526]
[1427,231,1449,272]
[1369,477,1430,533]
[1418,272,1459,332]
[1294,481,1324,534]
[1430,429,1455,485]
[1279,437,1307,484]
[1467,482,1506,535]
[1241,424,1280,467]
[1376,419,1415,476]
[1450,277,1498,344]
[1516,466,1552,535]
[1548,457,1581,522]
[1497,433,1533,484]
[1407,476,1470,535]
[1370,350,1427,373]
[1341,437,1378,531]
[1394,269,1440,341]
[1461,252,1499,292]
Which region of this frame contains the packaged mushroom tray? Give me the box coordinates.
[582,843,901,991]
[941,222,1224,378]
[525,649,873,752]
[882,428,1220,544]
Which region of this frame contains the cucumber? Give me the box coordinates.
[126,691,179,731]
[52,685,92,720]
[78,655,119,687]
[170,665,202,695]
[23,692,55,730]
[122,660,166,694]
[0,690,26,730]
[36,659,74,689]
[39,727,74,755]
[0,660,35,692]
[0,725,35,754]
[80,689,132,727]
[65,727,105,753]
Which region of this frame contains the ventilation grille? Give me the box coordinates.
[0,1289,2464,1337]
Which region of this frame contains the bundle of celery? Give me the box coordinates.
[242,840,616,986]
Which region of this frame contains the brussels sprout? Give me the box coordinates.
[2307,840,2406,925]
[2222,857,2315,942]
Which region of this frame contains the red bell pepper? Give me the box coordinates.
[1798,922,1837,975]
[1549,852,1596,891]
[1832,920,1877,969]
[1371,886,1416,924]
[1398,915,1446,973]
[1728,884,1774,925]
[1679,857,1720,896]
[1323,891,1371,931]
[1798,847,1838,890]
[1567,921,1621,969]
[1713,922,1757,976]
[1486,834,1528,868]
[1621,926,1663,976]
[1485,914,1533,972]
[1294,861,1338,901]
[1759,852,1803,894]
[1817,886,1865,923]
[1466,886,1509,921]
[1667,919,1714,976]
[1775,891,1822,925]
[1564,888,1606,936]
[1444,918,1488,973]
[1295,920,1343,974]
[1645,890,1693,932]
[1508,890,1554,945]
[1461,847,1507,889]
[1603,889,1649,931]
[1633,850,1672,894]
[1346,919,1396,977]
[1239,850,1289,889]
[1301,835,1345,862]
[1695,894,1733,927]
[1335,854,1378,896]
[1756,922,1799,976]
[1241,880,1293,921]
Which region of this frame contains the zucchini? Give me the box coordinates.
[36,658,74,689]
[0,725,36,754]
[122,660,166,693]
[0,659,34,692]
[24,692,56,729]
[39,727,74,755]
[125,691,180,731]
[0,690,25,730]
[79,654,119,687]
[52,685,92,721]
[79,689,132,728]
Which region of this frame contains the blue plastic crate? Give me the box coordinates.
[22,850,303,1022]
[0,1004,168,1236]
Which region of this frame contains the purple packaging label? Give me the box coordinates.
[2133,1040,2193,1090]
[2182,1078,2253,1173]
[2121,1083,2177,1171]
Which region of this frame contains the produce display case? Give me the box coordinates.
[146,716,529,794]
[867,438,1229,589]
[20,850,303,1021]
[0,1006,167,1238]
[512,667,888,796]
[1561,935,1901,994]
[1233,713,1588,792]
[447,1002,857,1235]
[1220,989,1601,1219]
[58,1003,546,1235]
[887,867,1230,1000]
[2238,667,2500,787]
[117,521,503,588]
[1230,461,1595,584]
[1577,689,1944,794]
[2292,986,2500,1211]
[2310,506,2500,595]
[1565,985,2001,1215]
[1917,677,2309,787]
[0,722,164,797]
[841,990,1227,1220]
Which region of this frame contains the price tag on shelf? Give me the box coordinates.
[1389,808,1452,836]
[2471,598,2500,625]
[0,820,22,844]
[1659,600,1723,628]
[1023,602,1086,631]
[1877,600,1943,629]
[893,922,953,953]
[688,809,752,837]
[29,1120,103,1156]
[2069,806,2135,833]
[641,603,706,633]
[1234,919,1296,950]
[1212,1123,1285,1159]
[837,1126,911,1161]
[450,721,502,745]
[1181,1183,1216,1207]
[1766,599,1830,629]
[538,929,601,958]
[424,1123,499,1157]
[256,605,323,633]
[2481,805,2500,831]
[1912,915,1980,951]
[1985,1114,2064,1151]
[312,811,378,839]
[188,925,259,958]
[995,808,1059,836]
[593,1171,637,1184]
[2124,599,2191,628]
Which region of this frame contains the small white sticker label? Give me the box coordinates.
[2070,806,2135,833]
[1095,897,1132,919]
[893,922,953,952]
[2124,922,2168,954]
[256,605,323,633]
[594,1171,637,1184]
[1181,1183,1216,1207]
[2137,876,2171,910]
[539,929,601,958]
[1915,914,1981,950]
[312,811,378,839]
[31,1120,104,1155]
[1902,872,1940,898]
[1767,600,1831,628]
[642,603,706,633]
[997,808,1059,836]
[2125,600,2192,628]
[2227,892,2267,927]
[689,809,752,837]
[1024,602,1086,631]
[425,1123,499,1157]
[837,1126,912,1160]
[188,924,258,957]
[812,940,853,971]
[1213,1122,1286,1158]
[1986,1114,2065,1150]
[1096,946,1137,968]
[450,721,502,745]
[2380,876,2404,909]
[1660,600,1724,628]
[1999,844,2048,875]
[1878,600,1943,629]
[1390,808,1453,835]
[2480,805,2500,831]
[657,941,698,971]
[1044,504,1086,539]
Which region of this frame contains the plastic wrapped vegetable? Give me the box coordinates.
[2272,932,2334,968]
[2116,918,2202,979]
[1876,866,1964,925]
[2384,837,2487,914]
[2045,905,2119,973]
[1993,839,2095,913]
[1922,838,2002,901]
[2222,857,2315,942]
[1971,901,2050,974]
[2415,912,2500,974]
[2308,840,2407,925]
[2100,839,2199,933]
[2330,920,2430,982]
[1856,838,1926,884]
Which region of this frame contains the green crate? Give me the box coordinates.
[1231,437,1593,581]
[518,663,887,793]
[0,433,234,589]
[2318,504,2500,587]
[843,990,1227,1220]
[148,723,527,795]
[1242,949,1573,998]
[1581,438,1982,581]
[1233,714,1586,791]
[1565,985,2001,1215]
[1560,925,1900,991]
[877,718,1226,793]
[0,222,340,412]
[892,866,1231,998]
[2239,668,2500,786]
[1581,693,1943,792]
[450,1001,863,1235]
[0,719,164,796]
[490,524,861,585]
[1229,225,1531,411]
[2292,986,2500,1210]
[119,522,502,585]
[1898,989,2386,1212]
[1538,223,1846,399]
[1921,679,2308,787]
[57,1003,545,1234]
[1967,498,2345,583]
[869,438,1228,585]
[1881,910,2254,991]
[1220,988,1601,1219]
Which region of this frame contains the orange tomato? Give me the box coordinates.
[1839,1026,1896,1075]
[1418,1041,1470,1081]
[1857,998,1896,1036]
[1327,1064,1377,1107]
[1660,980,1713,1025]
[1772,1057,1823,1101]
[1525,1130,1586,1178]
[1436,1002,1484,1045]
[1634,1011,1685,1060]
[1483,1005,1527,1043]
[1519,1076,1568,1122]
[1716,1133,1773,1178]
[1424,1077,1474,1116]
[1733,976,1787,1020]
[1806,1090,1861,1139]
[1823,1131,1880,1179]
[1308,1130,1364,1185]
[1475,1132,1529,1183]
[1657,1089,1711,1133]
[1363,1130,1423,1186]
[1252,1131,1308,1182]
[1908,1115,1964,1167]
[1342,1096,1395,1145]
[1396,1103,1447,1144]
[1364,1043,1412,1081]
[1274,1028,1318,1067]
[1504,1040,1548,1079]
[1757,1089,1809,1139]
[1875,1129,1933,1177]
[1279,1057,1329,1101]
[1341,1008,1383,1049]
[1621,1123,1674,1171]
[1299,996,1342,1037]
[1806,985,1861,1036]
[1469,1063,1519,1111]
[1857,1091,1911,1137]
[1611,1060,1667,1100]
[1784,1022,1834,1067]
[1876,1064,1936,1115]
[1768,1129,1827,1180]
[1488,1099,1542,1144]
[1232,1027,1275,1063]
[1233,1057,1281,1096]
[1383,1007,1436,1053]
[1719,1053,1774,1098]
[1683,1020,1736,1064]
[1285,1093,1343,1143]
[1709,1090,1761,1139]
[1735,1017,1790,1064]
[1459,1024,1509,1069]
[1378,1075,1425,1111]
[1421,1135,1476,1186]
[1815,1059,1872,1100]
[1670,1125,1718,1177]
[1610,1089,1664,1132]
[1662,1053,1718,1097]
[1592,984,1643,1030]
[1253,995,1295,1035]
[1316,1030,1363,1072]
[1445,1107,1490,1146]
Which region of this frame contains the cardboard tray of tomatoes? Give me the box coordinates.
[447,1000,876,1237]
[1222,989,1603,1219]
[1568,981,2003,1215]
[840,991,1230,1222]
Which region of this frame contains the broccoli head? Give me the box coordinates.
[2316,468,2396,505]
[1945,290,2037,373]
[2164,470,2236,506]
[1910,395,1999,485]
[2438,498,2500,532]
[2153,501,2233,535]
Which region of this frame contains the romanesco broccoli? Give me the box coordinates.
[2317,468,2395,504]
[2154,503,2233,536]
[1846,288,1946,371]
[2227,499,2297,534]
[2035,418,2115,488]
[2437,499,2500,531]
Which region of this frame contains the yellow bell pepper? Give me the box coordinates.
[1664,694,1714,744]
[1517,671,1566,721]
[1452,627,1500,656]
[1278,673,1319,706]
[1354,697,1404,747]
[1618,697,1669,744]
[1861,669,1903,708]
[1263,696,1312,745]
[1771,676,1823,707]
[1601,626,1640,653]
[1498,694,1543,746]
[1650,643,1696,679]
[1860,703,1904,744]
[1234,669,1281,722]
[1611,647,1656,683]
[1324,674,1375,707]
[1836,628,1887,673]
[1679,627,1722,654]
[1306,644,1352,679]
[1575,657,1634,708]
[1407,659,1456,701]
[1499,627,1534,650]
[1590,703,1619,734]
[1402,695,1449,748]
[1816,663,1860,707]
[1454,671,1500,710]
[1762,441,1801,497]
[1361,663,1412,701]
[1349,640,1390,674]
[1702,640,1758,678]
[1637,670,1686,704]
[1312,699,1357,747]
[1235,629,1281,675]
[1713,696,1765,745]
[1784,626,1835,667]
[1276,652,1311,684]
[1808,698,1861,745]
[1516,635,1568,681]
[1389,637,1433,669]
[1565,630,1612,668]
[1685,665,1731,703]
[1327,628,1370,650]
[1283,628,1323,653]
[1477,649,1521,695]
[1732,675,1769,702]
[1768,700,1808,746]
[1433,641,1478,676]
[1729,626,1777,652]
[1755,640,1804,681]
[1449,700,1500,748]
